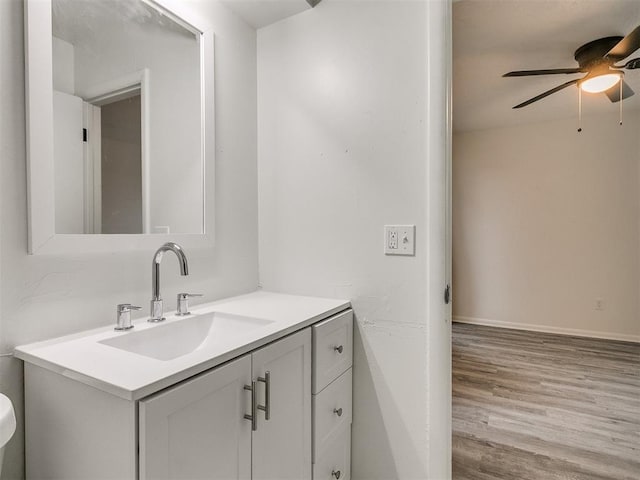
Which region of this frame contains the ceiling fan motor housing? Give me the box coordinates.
[574,36,624,68]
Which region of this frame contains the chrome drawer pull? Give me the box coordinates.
[243,382,257,431]
[334,345,344,354]
[332,470,341,479]
[333,407,343,417]
[257,371,271,420]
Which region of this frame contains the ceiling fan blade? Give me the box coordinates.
[513,79,580,109]
[604,80,635,103]
[503,68,582,77]
[605,25,640,61]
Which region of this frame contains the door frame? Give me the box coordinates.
[83,69,151,234]
[425,0,453,478]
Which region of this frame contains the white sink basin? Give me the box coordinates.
[99,312,274,361]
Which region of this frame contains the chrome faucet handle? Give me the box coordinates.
[149,299,165,323]
[115,304,142,331]
[176,293,203,316]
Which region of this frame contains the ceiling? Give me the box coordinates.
[453,0,640,132]
[220,0,314,29]
[52,0,196,47]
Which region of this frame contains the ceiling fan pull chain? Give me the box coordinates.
[619,80,623,126]
[577,87,582,133]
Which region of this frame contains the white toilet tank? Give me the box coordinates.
[0,394,16,476]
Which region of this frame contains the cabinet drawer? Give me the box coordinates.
[313,426,351,480]
[313,368,352,460]
[312,310,353,393]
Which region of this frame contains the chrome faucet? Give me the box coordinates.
[150,242,189,322]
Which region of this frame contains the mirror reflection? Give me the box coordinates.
[52,0,204,234]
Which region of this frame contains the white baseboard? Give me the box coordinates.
[453,316,640,344]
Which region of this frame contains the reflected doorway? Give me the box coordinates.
[94,94,142,234]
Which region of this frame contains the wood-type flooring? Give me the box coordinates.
[452,322,640,480]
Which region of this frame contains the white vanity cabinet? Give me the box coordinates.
[139,355,253,480]
[312,310,354,480]
[140,328,312,480]
[252,329,312,480]
[20,296,353,480]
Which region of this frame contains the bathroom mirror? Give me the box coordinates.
[25,0,215,254]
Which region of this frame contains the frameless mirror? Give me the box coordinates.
[25,0,215,253]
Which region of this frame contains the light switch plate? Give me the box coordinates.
[384,225,415,255]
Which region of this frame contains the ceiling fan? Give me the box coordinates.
[504,25,640,109]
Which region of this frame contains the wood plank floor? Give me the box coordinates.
[452,322,640,480]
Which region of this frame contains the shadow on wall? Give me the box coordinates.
[351,314,426,480]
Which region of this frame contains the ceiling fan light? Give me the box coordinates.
[580,73,622,93]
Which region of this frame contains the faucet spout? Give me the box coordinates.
[150,242,189,322]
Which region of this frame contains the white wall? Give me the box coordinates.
[52,91,85,234]
[453,110,640,341]
[51,36,74,94]
[257,1,449,477]
[52,38,86,235]
[0,1,259,478]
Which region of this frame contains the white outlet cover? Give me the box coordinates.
[384,225,415,256]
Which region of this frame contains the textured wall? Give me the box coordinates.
[257,1,449,477]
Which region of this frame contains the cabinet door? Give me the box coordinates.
[252,328,312,480]
[139,355,252,480]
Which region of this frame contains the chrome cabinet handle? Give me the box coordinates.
[257,371,271,420]
[332,470,341,479]
[243,382,257,431]
[333,407,343,417]
[334,345,344,354]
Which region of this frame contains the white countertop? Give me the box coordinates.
[14,291,350,400]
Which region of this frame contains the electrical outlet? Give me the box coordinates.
[388,230,398,249]
[595,298,604,311]
[385,225,415,255]
[385,226,398,254]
